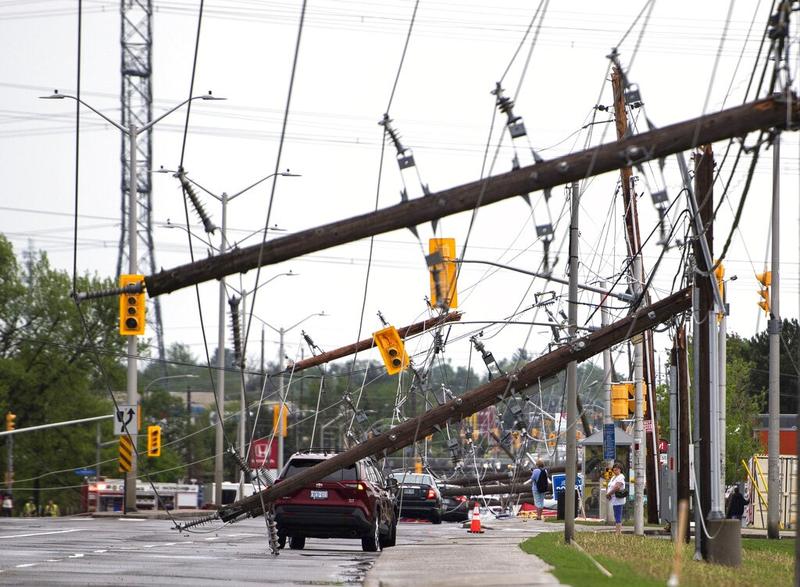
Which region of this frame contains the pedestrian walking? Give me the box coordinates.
[531,459,549,520]
[44,500,60,517]
[605,462,627,535]
[726,485,748,520]
[2,493,13,517]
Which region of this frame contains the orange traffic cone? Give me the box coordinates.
[468,502,484,534]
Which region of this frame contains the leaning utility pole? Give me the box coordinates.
[207,288,692,525]
[565,182,580,544]
[767,132,782,539]
[611,67,646,535]
[143,96,798,299]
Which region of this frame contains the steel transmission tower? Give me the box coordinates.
[118,0,166,365]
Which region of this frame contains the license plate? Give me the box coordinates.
[403,488,416,495]
[310,490,328,500]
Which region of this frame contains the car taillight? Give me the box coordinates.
[455,495,467,503]
[426,488,436,499]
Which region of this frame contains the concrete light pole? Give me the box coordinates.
[40,90,222,512]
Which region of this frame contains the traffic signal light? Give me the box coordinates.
[611,382,648,419]
[119,274,146,336]
[273,404,288,438]
[756,271,771,314]
[146,425,161,457]
[373,325,409,375]
[5,412,16,431]
[611,384,629,420]
[428,238,458,309]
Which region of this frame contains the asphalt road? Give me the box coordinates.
[0,515,561,586]
[0,515,378,585]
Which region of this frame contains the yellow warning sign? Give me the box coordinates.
[119,435,133,473]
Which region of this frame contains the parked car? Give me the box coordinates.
[273,450,397,551]
[438,483,469,522]
[390,472,444,524]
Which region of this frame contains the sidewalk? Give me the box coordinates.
[363,517,563,587]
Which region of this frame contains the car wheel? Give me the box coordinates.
[380,514,397,548]
[431,510,442,525]
[277,533,286,549]
[362,512,381,552]
[289,536,305,550]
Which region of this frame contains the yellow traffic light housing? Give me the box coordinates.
[758,288,770,314]
[756,271,771,314]
[428,238,458,309]
[373,325,409,375]
[611,384,629,420]
[611,382,648,419]
[146,425,161,457]
[5,412,16,431]
[273,404,288,438]
[119,274,146,336]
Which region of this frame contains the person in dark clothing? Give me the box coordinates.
[726,486,748,519]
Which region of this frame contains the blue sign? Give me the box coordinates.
[74,468,96,477]
[551,473,583,494]
[603,423,616,460]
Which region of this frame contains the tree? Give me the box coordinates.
[744,318,799,414]
[0,236,125,512]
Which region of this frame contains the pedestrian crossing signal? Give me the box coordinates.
[119,274,146,336]
[147,425,161,457]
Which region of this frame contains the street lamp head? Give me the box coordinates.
[39,90,66,100]
[200,91,226,101]
[279,170,302,177]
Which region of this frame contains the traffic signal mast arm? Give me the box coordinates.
[212,286,691,524]
[147,95,798,298]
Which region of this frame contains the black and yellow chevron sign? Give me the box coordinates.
[118,435,133,473]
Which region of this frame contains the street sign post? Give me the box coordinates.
[114,404,138,436]
[74,468,96,477]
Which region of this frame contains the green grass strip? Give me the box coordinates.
[520,531,794,587]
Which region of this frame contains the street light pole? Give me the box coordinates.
[41,90,223,513]
[214,192,228,507]
[257,312,326,469]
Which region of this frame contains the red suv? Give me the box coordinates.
[274,450,398,552]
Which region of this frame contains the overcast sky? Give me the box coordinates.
[1,0,798,380]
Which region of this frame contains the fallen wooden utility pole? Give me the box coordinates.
[287,312,462,373]
[146,96,796,298]
[212,287,691,524]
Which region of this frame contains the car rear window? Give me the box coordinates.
[282,458,359,481]
[391,473,433,486]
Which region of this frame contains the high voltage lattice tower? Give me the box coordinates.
[118,0,166,365]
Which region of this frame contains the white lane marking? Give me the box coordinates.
[93,550,107,554]
[46,559,61,562]
[16,564,38,568]
[68,553,84,559]
[117,518,146,522]
[204,536,220,541]
[0,529,85,539]
[143,544,158,548]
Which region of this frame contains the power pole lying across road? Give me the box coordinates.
[207,287,691,525]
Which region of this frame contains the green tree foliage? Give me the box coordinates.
[0,237,125,512]
[740,318,799,414]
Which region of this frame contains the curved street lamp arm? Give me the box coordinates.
[40,92,126,133]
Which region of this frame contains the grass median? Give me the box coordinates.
[520,531,794,587]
